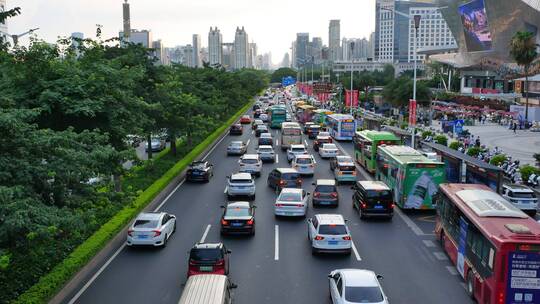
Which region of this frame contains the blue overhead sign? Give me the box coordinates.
[282,76,296,86]
[454,119,464,134]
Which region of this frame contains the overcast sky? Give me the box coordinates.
[7,0,376,64]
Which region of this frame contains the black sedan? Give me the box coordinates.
[229,123,243,135]
[186,161,214,182]
[220,201,256,235]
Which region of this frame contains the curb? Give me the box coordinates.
[50,105,252,304]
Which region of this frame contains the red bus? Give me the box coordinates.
[435,183,540,304]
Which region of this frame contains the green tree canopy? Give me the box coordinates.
[270,67,297,83]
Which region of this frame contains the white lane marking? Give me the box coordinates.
[446,266,459,276]
[394,208,426,236]
[422,240,436,248]
[251,130,254,135]
[274,225,279,261]
[200,224,211,243]
[246,139,251,147]
[67,243,126,304]
[433,252,448,261]
[304,139,308,146]
[275,154,279,163]
[68,117,238,303]
[276,139,279,146]
[351,240,362,261]
[224,186,228,194]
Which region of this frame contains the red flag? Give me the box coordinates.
[345,90,359,107]
[409,99,417,126]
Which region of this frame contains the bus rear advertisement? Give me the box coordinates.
[436,183,540,304]
[280,122,302,150]
[326,114,356,141]
[269,105,287,128]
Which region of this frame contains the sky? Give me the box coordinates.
[6,0,376,64]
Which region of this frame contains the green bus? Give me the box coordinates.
[353,130,401,174]
[268,105,287,128]
[376,145,446,210]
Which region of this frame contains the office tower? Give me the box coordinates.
[183,45,195,67]
[281,53,290,68]
[200,47,208,65]
[122,0,131,43]
[329,20,341,61]
[208,27,223,66]
[291,41,297,68]
[233,26,249,69]
[119,29,152,48]
[192,34,201,68]
[295,33,309,68]
[262,53,272,70]
[222,42,234,71]
[368,32,375,59]
[310,37,323,64]
[249,42,257,68]
[152,39,166,65]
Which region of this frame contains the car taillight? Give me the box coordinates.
[314,192,320,197]
[275,203,283,207]
[296,204,304,207]
[246,219,254,225]
[361,202,367,209]
[331,192,338,198]
[127,229,134,237]
[296,178,302,185]
[342,236,351,241]
[279,180,286,185]
[389,203,395,209]
[314,235,325,240]
[152,230,161,237]
[215,259,225,266]
[189,259,197,266]
[309,164,314,167]
[221,219,229,225]
[337,171,343,175]
[352,171,357,175]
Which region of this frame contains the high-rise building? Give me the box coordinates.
[291,41,297,68]
[152,39,167,65]
[329,20,341,61]
[71,32,84,48]
[208,27,223,66]
[310,37,323,64]
[295,33,309,68]
[342,38,369,61]
[192,34,202,68]
[249,42,257,68]
[375,0,456,63]
[183,44,195,67]
[122,0,131,43]
[233,26,249,69]
[368,32,375,59]
[200,47,208,65]
[262,52,272,70]
[281,53,290,68]
[119,29,152,48]
[222,42,234,71]
[0,0,6,43]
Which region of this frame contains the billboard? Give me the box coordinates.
[458,0,492,51]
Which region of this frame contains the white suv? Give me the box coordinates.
[287,144,308,163]
[308,214,351,255]
[227,173,256,200]
[292,154,316,176]
[239,154,262,177]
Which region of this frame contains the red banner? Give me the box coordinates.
[345,90,359,107]
[409,99,417,126]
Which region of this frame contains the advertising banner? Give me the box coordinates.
[507,251,540,304]
[403,166,445,209]
[345,90,359,107]
[457,217,468,278]
[409,99,417,126]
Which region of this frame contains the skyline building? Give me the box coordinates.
[119,29,152,48]
[342,38,369,61]
[222,42,234,71]
[192,34,202,68]
[329,19,341,61]
[310,37,323,64]
[152,39,166,65]
[208,27,223,66]
[249,42,257,68]
[122,0,131,43]
[295,32,309,68]
[233,26,249,69]
[182,44,195,67]
[281,53,290,68]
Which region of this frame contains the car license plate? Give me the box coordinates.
[374,205,384,209]
[320,201,330,205]
[199,266,213,272]
[193,172,202,175]
[232,223,243,227]
[137,235,148,239]
[328,241,338,245]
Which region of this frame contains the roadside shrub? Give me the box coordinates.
[422,130,434,139]
[434,135,448,146]
[400,122,408,129]
[467,146,482,157]
[520,165,540,182]
[489,154,507,166]
[449,141,462,150]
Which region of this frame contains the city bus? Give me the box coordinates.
[280,122,302,150]
[325,114,357,141]
[311,109,333,127]
[376,145,445,209]
[435,183,540,304]
[353,130,401,173]
[268,105,287,128]
[295,104,316,124]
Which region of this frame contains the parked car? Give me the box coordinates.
[308,214,351,254]
[352,181,394,220]
[306,125,321,139]
[186,161,214,182]
[238,154,262,177]
[292,154,316,176]
[229,123,243,135]
[319,143,339,158]
[330,155,354,170]
[255,125,269,137]
[501,184,538,216]
[267,168,302,192]
[314,133,332,151]
[312,179,339,207]
[287,144,308,162]
[220,201,256,235]
[252,119,264,130]
[146,137,166,152]
[258,132,273,146]
[328,269,389,304]
[178,274,237,304]
[240,115,251,124]
[127,212,176,247]
[256,145,276,163]
[125,134,142,148]
[187,243,231,277]
[227,141,247,155]
[274,188,309,217]
[227,173,256,200]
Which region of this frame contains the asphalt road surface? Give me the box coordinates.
[67,104,474,304]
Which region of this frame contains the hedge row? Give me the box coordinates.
[13,100,253,304]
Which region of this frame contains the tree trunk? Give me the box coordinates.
[525,66,529,123]
[113,174,122,192]
[170,136,177,156]
[147,134,153,159]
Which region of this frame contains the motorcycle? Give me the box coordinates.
[527,173,540,187]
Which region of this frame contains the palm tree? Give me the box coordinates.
[510,31,539,122]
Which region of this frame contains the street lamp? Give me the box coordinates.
[0,28,39,46]
[350,42,355,115]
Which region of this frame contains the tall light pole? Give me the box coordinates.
[311,55,314,84]
[411,14,421,149]
[350,42,355,115]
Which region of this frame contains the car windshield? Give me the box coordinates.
[231,178,252,184]
[230,142,243,147]
[134,219,159,228]
[319,132,330,137]
[190,248,222,261]
[315,185,336,193]
[510,192,536,199]
[282,173,300,180]
[259,147,273,152]
[261,134,272,138]
[226,207,251,217]
[319,224,347,235]
[338,165,356,172]
[190,162,206,169]
[337,156,353,162]
[323,144,336,149]
[296,158,312,164]
[345,286,384,303]
[366,190,392,199]
[257,126,267,130]
[241,158,259,164]
[278,192,302,201]
[292,148,306,153]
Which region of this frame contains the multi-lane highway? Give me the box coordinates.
[67,98,474,304]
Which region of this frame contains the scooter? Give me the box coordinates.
[511,170,523,184]
[527,173,540,187]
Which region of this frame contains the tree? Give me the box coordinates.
[382,76,431,107]
[510,31,539,121]
[270,67,297,83]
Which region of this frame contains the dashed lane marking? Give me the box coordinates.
[275,154,279,163]
[200,224,211,243]
[351,240,362,261]
[446,266,459,276]
[274,225,279,261]
[422,240,436,248]
[433,252,449,261]
[224,186,228,194]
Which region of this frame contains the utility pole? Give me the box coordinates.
[411,15,421,149]
[350,42,355,115]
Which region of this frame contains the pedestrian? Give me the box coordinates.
[513,122,517,134]
[475,136,480,147]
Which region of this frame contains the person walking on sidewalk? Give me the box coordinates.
[475,136,481,147]
[513,122,517,134]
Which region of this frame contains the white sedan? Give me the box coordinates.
[274,188,309,217]
[127,212,176,247]
[319,143,339,158]
[328,269,389,304]
[292,154,316,176]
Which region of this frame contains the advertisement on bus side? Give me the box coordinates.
[506,252,540,304]
[401,167,446,209]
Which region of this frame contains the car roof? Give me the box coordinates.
[290,144,305,149]
[295,154,312,159]
[227,201,250,208]
[242,154,259,159]
[254,119,263,123]
[316,179,336,186]
[258,145,273,149]
[193,242,223,250]
[230,141,243,145]
[260,133,272,137]
[339,269,380,287]
[336,155,352,160]
[357,180,391,191]
[276,168,298,173]
[231,173,252,180]
[136,212,164,220]
[503,184,534,192]
[322,143,337,147]
[280,188,303,194]
[315,214,346,225]
[257,125,267,129]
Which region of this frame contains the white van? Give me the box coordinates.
[178,274,237,304]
